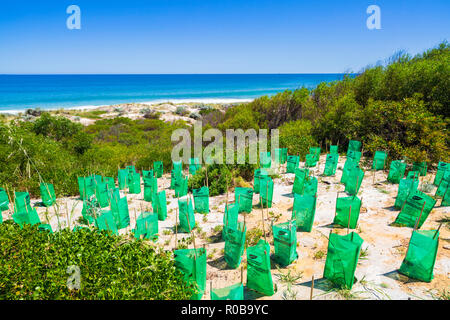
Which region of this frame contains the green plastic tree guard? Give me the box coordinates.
[394,178,419,209]
[81,200,96,225]
[12,196,41,228]
[144,177,158,202]
[103,177,115,190]
[323,232,364,289]
[174,175,189,198]
[286,155,300,173]
[223,222,246,269]
[260,151,271,169]
[303,176,318,196]
[110,196,130,229]
[38,224,53,233]
[344,166,364,195]
[174,247,207,300]
[341,159,358,185]
[173,161,183,175]
[274,148,282,165]
[253,168,268,194]
[153,190,167,221]
[433,162,449,186]
[330,145,338,154]
[142,170,154,180]
[309,147,321,162]
[40,182,56,207]
[441,186,450,207]
[334,196,361,229]
[399,229,439,282]
[372,151,387,170]
[189,158,201,176]
[347,150,362,163]
[193,186,210,214]
[395,190,436,228]
[412,161,427,176]
[292,193,316,232]
[435,171,450,198]
[323,153,339,176]
[14,191,31,214]
[235,187,253,213]
[0,188,9,212]
[406,171,420,181]
[272,220,298,266]
[211,283,244,300]
[305,153,317,168]
[128,172,141,194]
[281,148,288,164]
[348,140,361,152]
[387,160,407,184]
[223,202,239,239]
[95,181,110,208]
[133,211,159,241]
[178,198,196,232]
[118,169,129,190]
[95,210,119,235]
[154,161,163,178]
[292,168,308,195]
[259,176,274,208]
[247,239,274,296]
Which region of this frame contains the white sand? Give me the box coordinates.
[2,154,448,300]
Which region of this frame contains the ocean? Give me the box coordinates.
[0,74,348,113]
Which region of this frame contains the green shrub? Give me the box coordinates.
[0,221,194,300]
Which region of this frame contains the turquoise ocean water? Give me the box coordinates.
[0,74,348,112]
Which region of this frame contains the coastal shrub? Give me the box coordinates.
[279,119,316,159]
[188,164,232,197]
[0,221,194,300]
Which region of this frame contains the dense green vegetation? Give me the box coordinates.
[0,42,448,198]
[0,221,194,299]
[220,42,449,162]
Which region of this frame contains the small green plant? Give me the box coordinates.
[313,250,325,260]
[245,228,263,248]
[275,267,303,286]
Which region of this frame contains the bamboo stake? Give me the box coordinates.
[310,275,314,300]
[347,205,352,235]
[259,196,267,243]
[442,183,449,207]
[433,223,442,240]
[205,165,208,188]
[175,205,178,250]
[414,201,426,230]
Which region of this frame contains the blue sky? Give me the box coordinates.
[0,0,448,74]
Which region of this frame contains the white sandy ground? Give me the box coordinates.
[1,154,449,300]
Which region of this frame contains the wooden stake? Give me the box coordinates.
[205,165,209,188]
[310,275,314,300]
[433,223,442,240]
[414,201,426,230]
[441,183,449,207]
[241,265,244,284]
[175,206,178,250]
[259,196,267,243]
[347,205,352,235]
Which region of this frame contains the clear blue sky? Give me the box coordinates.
[0,0,448,74]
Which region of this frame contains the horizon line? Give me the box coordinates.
[0,72,357,76]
